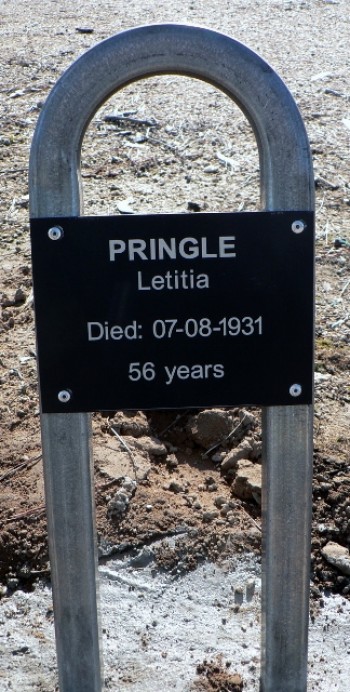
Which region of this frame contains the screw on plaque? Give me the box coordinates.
[289,384,302,397]
[291,219,306,234]
[58,389,72,403]
[48,225,63,240]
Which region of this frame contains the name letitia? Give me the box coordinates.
[137,269,209,290]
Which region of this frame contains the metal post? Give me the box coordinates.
[41,414,102,691]
[29,24,314,691]
[261,407,313,691]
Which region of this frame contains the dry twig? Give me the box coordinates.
[108,424,138,480]
[0,454,42,483]
[3,505,46,523]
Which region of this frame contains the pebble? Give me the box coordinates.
[75,27,94,34]
[246,579,256,601]
[214,495,227,508]
[187,409,233,448]
[221,440,253,472]
[202,510,219,523]
[187,201,201,212]
[203,165,218,173]
[212,451,226,463]
[321,542,350,576]
[107,477,136,518]
[134,436,167,457]
[14,288,26,303]
[168,481,184,494]
[166,453,178,469]
[230,460,262,502]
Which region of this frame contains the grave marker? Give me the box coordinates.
[29,24,314,692]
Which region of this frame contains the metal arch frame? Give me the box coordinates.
[29,24,314,692]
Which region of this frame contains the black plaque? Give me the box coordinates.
[30,212,314,413]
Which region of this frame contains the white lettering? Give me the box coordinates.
[164,365,177,385]
[178,237,200,259]
[129,239,147,260]
[201,237,217,258]
[87,322,104,340]
[158,237,177,259]
[219,236,236,257]
[164,363,225,384]
[109,240,125,261]
[137,269,209,291]
[109,236,237,261]
[87,321,140,341]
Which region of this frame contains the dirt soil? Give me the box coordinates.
[1,0,350,645]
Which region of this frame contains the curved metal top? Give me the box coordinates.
[29,23,314,217]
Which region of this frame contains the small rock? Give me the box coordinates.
[12,645,30,655]
[113,411,149,438]
[214,495,227,508]
[221,440,253,472]
[166,453,178,469]
[122,477,136,494]
[250,439,262,460]
[321,542,350,576]
[107,477,136,518]
[187,201,201,212]
[117,197,135,214]
[240,409,257,425]
[212,451,226,463]
[202,510,219,523]
[168,481,184,494]
[133,133,147,143]
[14,288,26,304]
[246,578,256,601]
[187,409,232,448]
[234,586,244,605]
[203,165,218,173]
[230,459,262,502]
[15,196,29,209]
[134,435,167,457]
[314,372,332,383]
[129,547,154,568]
[76,27,94,34]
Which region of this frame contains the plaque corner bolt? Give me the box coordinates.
[48,225,64,240]
[289,383,302,397]
[57,389,72,403]
[291,219,306,234]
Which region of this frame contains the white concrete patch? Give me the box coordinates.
[1,553,350,690]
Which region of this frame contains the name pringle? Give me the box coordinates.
[109,236,236,261]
